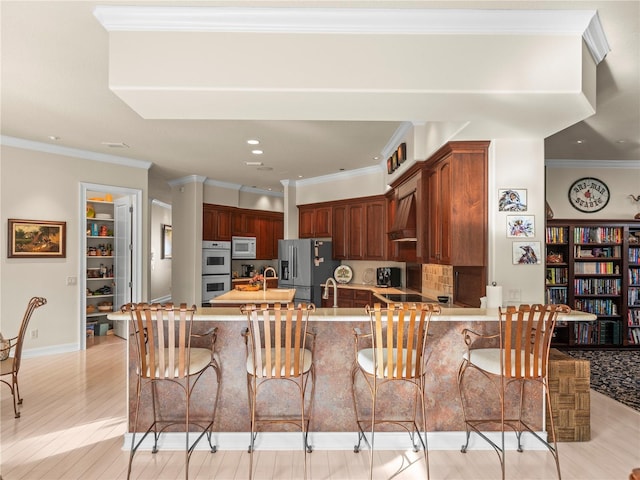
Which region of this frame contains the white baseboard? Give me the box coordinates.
[122,430,550,452]
[22,343,79,358]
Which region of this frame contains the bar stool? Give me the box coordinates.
[241,302,316,480]
[457,303,570,480]
[351,302,440,480]
[124,303,221,480]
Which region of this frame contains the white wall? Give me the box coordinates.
[489,139,547,305]
[546,163,640,220]
[203,180,284,212]
[1,144,149,354]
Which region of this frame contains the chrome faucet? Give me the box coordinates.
[263,266,277,292]
[322,277,338,308]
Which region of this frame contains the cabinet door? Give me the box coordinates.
[348,204,364,260]
[203,206,232,241]
[232,211,257,237]
[255,216,271,259]
[426,167,440,263]
[203,206,217,241]
[217,209,232,241]
[426,158,452,264]
[314,206,332,237]
[332,205,348,259]
[299,207,315,238]
[364,200,385,260]
[438,158,452,264]
[272,217,284,260]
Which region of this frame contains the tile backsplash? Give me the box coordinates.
[422,264,453,299]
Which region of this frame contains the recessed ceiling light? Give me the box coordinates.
[247,139,260,145]
[251,149,263,155]
[245,161,263,167]
[298,175,303,178]
[616,139,626,144]
[373,156,379,160]
[48,135,60,141]
[575,140,584,144]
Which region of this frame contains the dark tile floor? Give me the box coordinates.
[566,349,640,411]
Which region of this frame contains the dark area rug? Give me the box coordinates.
[565,349,640,412]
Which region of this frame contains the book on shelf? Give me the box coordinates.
[574,262,618,274]
[573,226,622,244]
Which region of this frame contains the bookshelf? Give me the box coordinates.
[628,224,640,345]
[545,220,640,348]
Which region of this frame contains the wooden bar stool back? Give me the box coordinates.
[351,302,440,480]
[124,302,221,480]
[457,303,570,480]
[241,302,316,480]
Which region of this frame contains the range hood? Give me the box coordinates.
[388,193,417,241]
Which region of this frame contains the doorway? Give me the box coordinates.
[80,183,142,349]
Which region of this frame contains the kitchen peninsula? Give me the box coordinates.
[110,305,594,450]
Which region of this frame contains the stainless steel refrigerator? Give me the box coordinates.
[278,239,339,306]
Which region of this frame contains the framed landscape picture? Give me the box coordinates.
[8,219,66,258]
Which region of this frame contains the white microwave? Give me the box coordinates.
[232,236,257,259]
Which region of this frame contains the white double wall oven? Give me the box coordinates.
[202,240,231,305]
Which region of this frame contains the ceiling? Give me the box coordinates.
[1,1,638,194]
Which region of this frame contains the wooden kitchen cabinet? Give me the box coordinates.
[203,204,283,259]
[332,204,348,259]
[232,211,257,237]
[425,141,488,266]
[348,203,364,259]
[330,197,386,260]
[301,196,386,260]
[364,200,386,260]
[202,204,231,241]
[298,204,332,238]
[320,287,373,308]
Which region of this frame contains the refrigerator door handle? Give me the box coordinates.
[293,246,297,278]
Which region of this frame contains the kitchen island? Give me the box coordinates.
[109,306,595,451]
[210,287,295,306]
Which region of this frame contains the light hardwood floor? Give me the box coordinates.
[2,335,638,479]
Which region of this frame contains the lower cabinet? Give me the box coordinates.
[320,287,373,308]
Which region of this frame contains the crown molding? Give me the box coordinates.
[168,175,206,187]
[151,198,172,209]
[0,135,152,170]
[94,6,610,67]
[546,159,640,169]
[296,164,382,187]
[94,6,596,36]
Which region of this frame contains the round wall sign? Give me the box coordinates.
[568,177,610,213]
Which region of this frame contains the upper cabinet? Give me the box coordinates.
[299,196,386,260]
[386,141,488,265]
[203,204,232,241]
[424,141,488,266]
[203,204,283,260]
[298,204,332,238]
